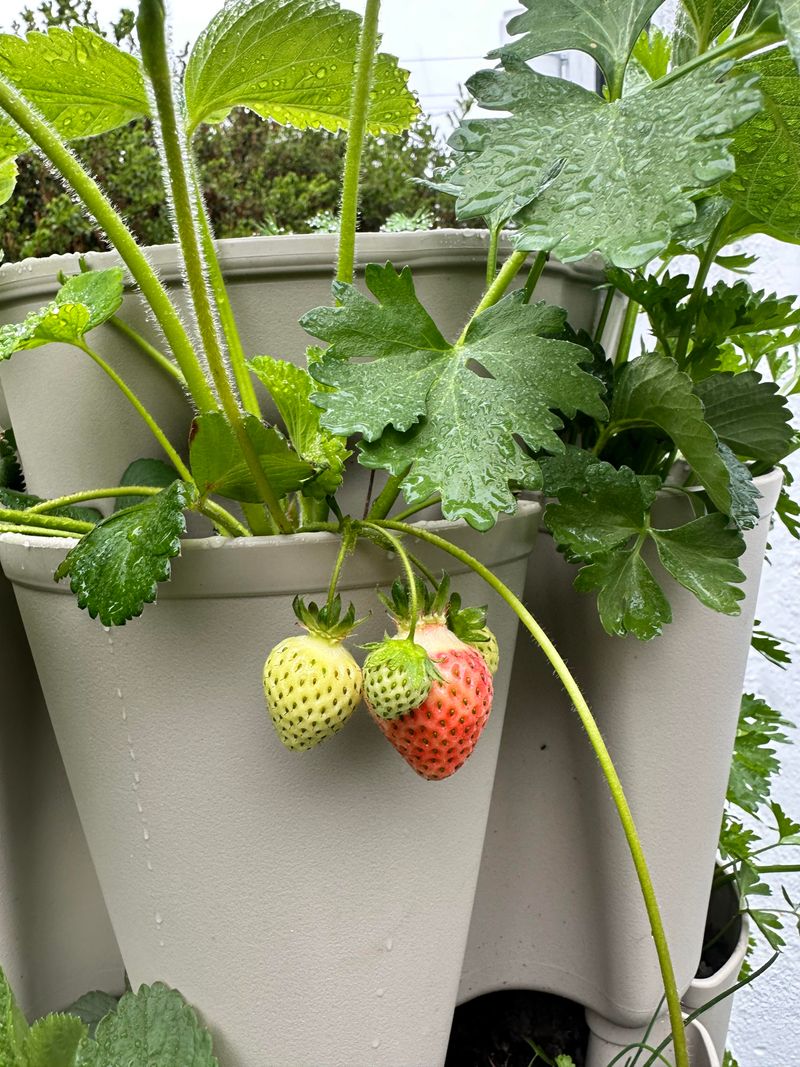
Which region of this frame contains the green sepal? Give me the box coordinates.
[24,1014,88,1067]
[291,594,362,640]
[446,591,489,645]
[362,636,441,719]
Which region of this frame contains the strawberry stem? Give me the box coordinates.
[361,522,420,640]
[372,517,690,1067]
[326,523,355,614]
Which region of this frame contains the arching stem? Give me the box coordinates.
[362,521,419,639]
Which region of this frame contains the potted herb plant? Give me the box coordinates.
[0,0,797,1065]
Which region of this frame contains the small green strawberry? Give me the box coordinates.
[362,636,440,720]
[263,595,363,752]
[447,592,500,675]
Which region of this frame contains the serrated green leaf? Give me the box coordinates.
[184,0,417,136]
[576,547,672,639]
[495,0,665,98]
[718,442,760,530]
[54,481,196,627]
[545,463,658,559]
[0,27,149,157]
[0,428,22,491]
[696,371,795,464]
[0,268,124,359]
[746,0,800,67]
[751,623,792,667]
[0,967,28,1067]
[651,513,746,613]
[728,693,792,814]
[771,801,800,842]
[64,992,120,1040]
[190,412,314,503]
[0,158,16,207]
[304,265,606,529]
[776,483,800,537]
[682,0,749,50]
[726,47,800,242]
[75,983,218,1067]
[115,458,180,511]
[0,486,101,524]
[749,908,787,949]
[632,26,672,81]
[719,816,760,860]
[24,1014,88,1067]
[445,59,760,267]
[539,446,602,496]
[247,356,350,498]
[611,353,733,514]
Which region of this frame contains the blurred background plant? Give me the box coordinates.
[0,0,455,262]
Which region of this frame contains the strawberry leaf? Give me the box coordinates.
[75,983,218,1067]
[24,1014,88,1067]
[64,992,120,1039]
[726,48,800,242]
[0,967,28,1067]
[443,59,760,267]
[54,480,196,626]
[576,548,672,640]
[728,693,793,814]
[493,0,665,97]
[682,0,749,50]
[610,353,733,515]
[115,458,180,511]
[304,264,607,530]
[247,356,350,498]
[0,158,15,207]
[189,412,314,503]
[650,513,746,613]
[0,27,149,158]
[184,0,418,136]
[0,268,124,358]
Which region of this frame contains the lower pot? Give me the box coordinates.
[682,881,749,1062]
[0,571,124,1018]
[459,470,781,1030]
[585,1012,719,1067]
[0,502,538,1067]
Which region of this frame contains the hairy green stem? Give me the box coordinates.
[594,286,616,345]
[326,524,353,613]
[108,316,186,388]
[78,342,192,480]
[458,250,529,343]
[361,521,419,638]
[0,77,215,412]
[337,0,382,284]
[654,26,780,89]
[196,201,262,416]
[137,0,292,534]
[520,250,548,304]
[367,468,411,520]
[0,521,77,538]
[0,506,93,535]
[674,215,729,368]
[614,295,640,366]
[486,226,501,286]
[393,496,441,522]
[374,518,689,1067]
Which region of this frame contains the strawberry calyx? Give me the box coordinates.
[446,592,489,646]
[292,593,363,642]
[362,636,441,720]
[378,573,451,630]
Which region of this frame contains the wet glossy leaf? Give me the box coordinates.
[0,159,15,207]
[115,458,180,511]
[576,547,672,640]
[304,264,607,529]
[717,442,760,530]
[65,992,120,1040]
[611,353,733,514]
[55,481,196,626]
[446,59,760,267]
[247,356,349,497]
[695,370,795,463]
[184,0,418,135]
[76,983,218,1067]
[651,512,746,612]
[494,0,665,97]
[0,27,149,157]
[190,412,314,502]
[24,1014,88,1067]
[728,693,792,813]
[746,0,800,67]
[726,47,800,241]
[0,268,124,358]
[682,0,749,49]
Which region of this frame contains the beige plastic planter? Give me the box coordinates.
[585,1013,720,1067]
[682,885,749,1062]
[0,501,538,1067]
[0,571,124,1018]
[460,471,782,1038]
[0,232,610,512]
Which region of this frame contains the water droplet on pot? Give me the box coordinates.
[155,911,163,926]
[376,988,384,997]
[143,827,150,842]
[385,938,393,950]
[116,687,122,699]
[371,1039,380,1049]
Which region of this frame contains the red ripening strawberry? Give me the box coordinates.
[368,578,493,781]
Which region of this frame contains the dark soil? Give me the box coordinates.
[445,989,588,1067]
[695,879,741,979]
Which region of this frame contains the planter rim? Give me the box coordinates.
[0,499,541,600]
[0,230,605,305]
[689,910,750,994]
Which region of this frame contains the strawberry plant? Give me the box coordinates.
[0,0,799,1062]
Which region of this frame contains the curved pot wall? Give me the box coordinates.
[0,502,538,1067]
[0,232,610,512]
[0,572,124,1018]
[459,471,782,1030]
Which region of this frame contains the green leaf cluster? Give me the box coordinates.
[0,967,217,1067]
